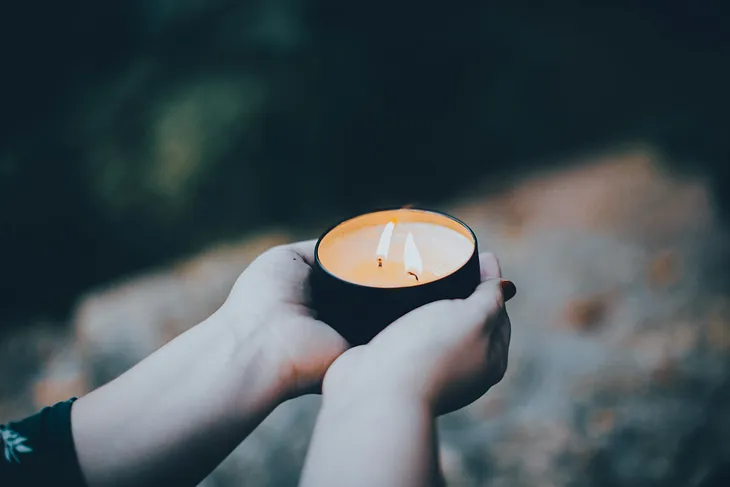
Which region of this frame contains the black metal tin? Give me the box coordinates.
[311,209,481,346]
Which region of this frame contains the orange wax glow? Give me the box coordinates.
[316,209,476,288]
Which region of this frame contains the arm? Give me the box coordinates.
[300,253,515,487]
[71,241,348,487]
[71,312,282,487]
[302,391,442,487]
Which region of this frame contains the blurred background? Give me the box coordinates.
[1,1,729,486]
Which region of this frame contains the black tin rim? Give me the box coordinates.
[314,208,479,290]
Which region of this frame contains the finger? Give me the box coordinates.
[502,313,512,347]
[247,241,317,302]
[488,314,511,385]
[501,280,517,302]
[465,278,504,317]
[479,252,502,280]
[494,311,511,348]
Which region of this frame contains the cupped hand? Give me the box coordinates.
[323,252,514,415]
[217,240,349,398]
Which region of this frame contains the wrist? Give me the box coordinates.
[322,348,434,415]
[323,368,432,419]
[322,384,433,423]
[206,310,292,413]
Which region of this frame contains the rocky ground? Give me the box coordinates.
[2,148,729,486]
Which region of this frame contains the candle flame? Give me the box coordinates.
[404,232,423,277]
[376,221,396,263]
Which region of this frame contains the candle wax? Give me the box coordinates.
[317,209,475,288]
[348,260,440,287]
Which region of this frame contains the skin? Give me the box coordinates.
[300,253,513,487]
[71,241,348,487]
[70,240,515,487]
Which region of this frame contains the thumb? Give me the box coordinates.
[465,278,517,313]
[465,278,504,316]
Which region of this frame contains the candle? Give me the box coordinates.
[312,209,480,345]
[317,210,475,287]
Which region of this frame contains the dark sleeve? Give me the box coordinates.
[1,398,87,486]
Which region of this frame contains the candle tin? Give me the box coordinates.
[311,209,481,346]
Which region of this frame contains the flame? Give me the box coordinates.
[376,221,395,261]
[404,232,423,276]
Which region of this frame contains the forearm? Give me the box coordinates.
[300,392,442,487]
[71,312,286,487]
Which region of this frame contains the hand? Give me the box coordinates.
[72,241,348,487]
[217,240,349,399]
[323,252,514,415]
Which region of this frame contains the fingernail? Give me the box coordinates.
[501,280,517,301]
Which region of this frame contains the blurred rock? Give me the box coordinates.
[647,250,682,289]
[73,232,289,385]
[444,150,730,487]
[563,293,612,332]
[0,323,73,420]
[32,343,88,409]
[4,151,730,486]
[706,300,730,352]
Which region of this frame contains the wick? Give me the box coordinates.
[377,257,383,268]
[408,271,419,281]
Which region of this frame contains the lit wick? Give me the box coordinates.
[376,221,395,268]
[404,232,423,282]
